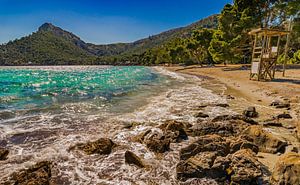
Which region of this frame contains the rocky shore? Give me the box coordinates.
[0,68,299,184]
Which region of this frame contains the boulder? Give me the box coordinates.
[190,120,249,137]
[177,149,263,184]
[213,149,263,185]
[241,126,287,154]
[0,147,9,160]
[71,138,115,155]
[271,152,300,185]
[180,135,230,160]
[243,106,258,118]
[125,151,145,168]
[11,161,52,185]
[177,151,221,181]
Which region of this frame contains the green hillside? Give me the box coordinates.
[0,15,218,65]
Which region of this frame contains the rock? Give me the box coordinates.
[271,152,300,185]
[194,112,209,118]
[226,95,235,100]
[212,114,257,125]
[0,147,9,160]
[296,121,300,140]
[276,103,290,109]
[71,138,115,155]
[176,151,221,181]
[11,161,52,185]
[180,135,230,160]
[276,113,292,119]
[241,125,287,154]
[270,100,281,106]
[263,122,283,127]
[190,120,248,137]
[177,149,263,184]
[229,138,259,154]
[213,149,263,185]
[270,100,290,109]
[143,129,170,153]
[158,120,189,142]
[125,151,145,168]
[216,103,230,108]
[243,106,258,118]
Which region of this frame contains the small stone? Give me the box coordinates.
[125,151,145,168]
[0,147,9,160]
[263,122,283,127]
[243,106,258,118]
[216,103,229,108]
[277,113,292,119]
[194,112,209,118]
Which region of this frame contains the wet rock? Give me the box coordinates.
[243,106,258,118]
[143,129,170,153]
[180,135,230,160]
[276,113,292,119]
[194,112,209,118]
[212,114,257,125]
[271,152,300,185]
[9,130,57,145]
[241,125,287,154]
[0,111,15,120]
[122,122,141,129]
[0,147,9,160]
[0,139,8,147]
[125,151,145,168]
[159,120,189,142]
[190,120,248,137]
[213,149,263,185]
[71,138,115,155]
[11,161,52,185]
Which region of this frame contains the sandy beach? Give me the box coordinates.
[167,64,300,170]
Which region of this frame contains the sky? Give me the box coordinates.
[0,0,232,44]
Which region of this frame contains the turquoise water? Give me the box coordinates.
[0,66,167,113]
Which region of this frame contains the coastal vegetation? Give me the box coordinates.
[0,0,299,66]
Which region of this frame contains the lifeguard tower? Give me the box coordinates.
[248,28,289,81]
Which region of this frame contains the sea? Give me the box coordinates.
[0,66,231,184]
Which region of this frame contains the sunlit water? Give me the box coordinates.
[0,66,231,184]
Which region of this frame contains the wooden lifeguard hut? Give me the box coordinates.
[248,28,289,81]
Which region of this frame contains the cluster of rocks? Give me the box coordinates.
[1,102,300,184]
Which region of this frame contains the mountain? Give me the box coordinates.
[0,15,218,65]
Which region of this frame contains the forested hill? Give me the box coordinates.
[0,15,218,65]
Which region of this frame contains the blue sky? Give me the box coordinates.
[0,0,232,44]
